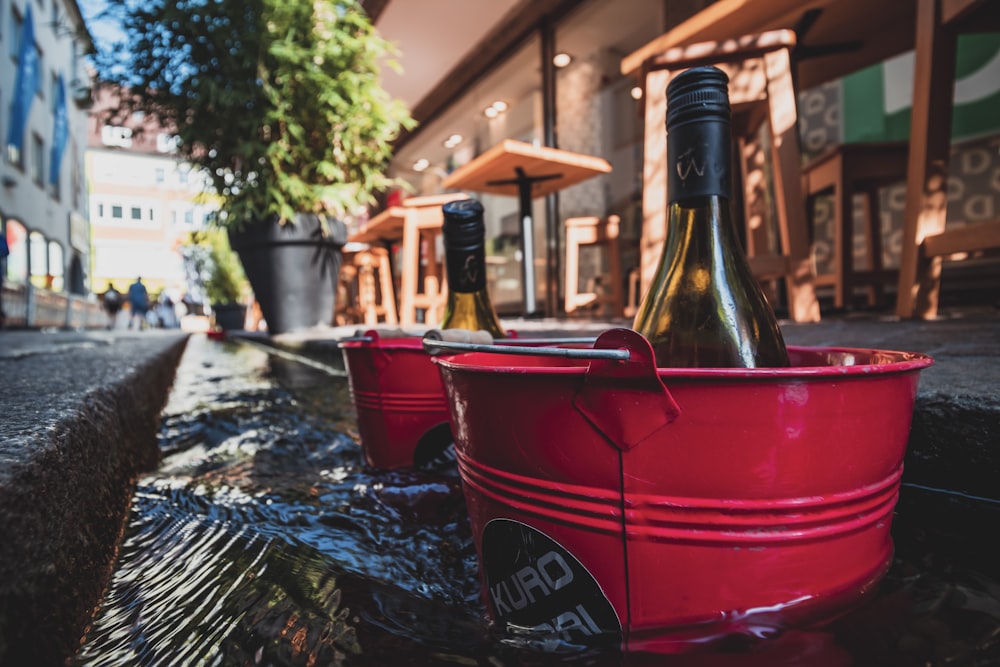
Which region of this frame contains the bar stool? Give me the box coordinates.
[802,142,908,309]
[397,193,467,325]
[564,215,624,317]
[636,29,820,322]
[335,260,362,326]
[354,246,398,325]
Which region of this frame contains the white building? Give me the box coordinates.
[86,84,216,302]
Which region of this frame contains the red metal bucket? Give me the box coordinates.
[339,330,452,469]
[432,328,933,652]
[340,330,596,469]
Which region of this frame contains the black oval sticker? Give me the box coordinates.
[481,518,622,651]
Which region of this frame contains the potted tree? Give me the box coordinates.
[185,229,250,331]
[96,0,414,334]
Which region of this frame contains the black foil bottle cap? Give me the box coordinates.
[442,198,486,249]
[664,65,732,201]
[666,66,730,131]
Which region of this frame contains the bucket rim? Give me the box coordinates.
[432,344,934,378]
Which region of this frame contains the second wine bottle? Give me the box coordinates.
[439,198,507,338]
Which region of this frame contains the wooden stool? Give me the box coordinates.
[636,29,820,322]
[564,215,624,317]
[354,247,398,325]
[802,142,908,309]
[398,193,467,326]
[335,261,362,325]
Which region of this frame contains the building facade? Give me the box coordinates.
[86,85,215,304]
[1,0,96,326]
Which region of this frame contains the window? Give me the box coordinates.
[4,219,28,284]
[111,205,123,219]
[35,45,44,98]
[178,168,189,184]
[31,133,44,186]
[50,72,60,111]
[130,206,142,220]
[29,230,47,288]
[10,9,22,60]
[183,209,194,225]
[7,144,22,168]
[97,203,105,218]
[47,240,63,292]
[156,133,179,153]
[101,125,133,148]
[155,167,165,184]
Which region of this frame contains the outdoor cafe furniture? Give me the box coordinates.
[564,215,625,318]
[337,245,398,326]
[622,0,1000,320]
[623,28,821,323]
[347,193,467,326]
[441,139,612,317]
[802,142,909,310]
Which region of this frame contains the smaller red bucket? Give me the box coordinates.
[339,330,452,469]
[433,328,933,652]
[340,330,596,469]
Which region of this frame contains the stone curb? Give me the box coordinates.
[0,332,190,666]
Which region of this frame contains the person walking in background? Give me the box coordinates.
[102,283,123,329]
[127,277,150,330]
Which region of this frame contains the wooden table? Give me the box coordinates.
[442,139,612,316]
[622,0,999,319]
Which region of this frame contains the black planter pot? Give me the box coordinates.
[228,213,347,335]
[212,303,247,331]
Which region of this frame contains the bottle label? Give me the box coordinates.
[445,245,487,293]
[667,119,731,203]
[482,518,622,650]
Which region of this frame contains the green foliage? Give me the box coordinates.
[185,229,248,304]
[97,0,415,228]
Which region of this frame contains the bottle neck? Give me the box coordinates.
[441,239,505,337]
[445,242,487,294]
[667,117,731,206]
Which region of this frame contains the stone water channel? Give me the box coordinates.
[74,334,1000,666]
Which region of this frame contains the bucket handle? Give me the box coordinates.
[421,336,629,360]
[423,328,682,452]
[572,328,682,452]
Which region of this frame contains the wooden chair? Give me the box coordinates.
[564,215,624,317]
[802,142,908,309]
[354,247,398,325]
[894,0,1000,318]
[636,29,820,322]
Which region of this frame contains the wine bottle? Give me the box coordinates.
[632,66,789,368]
[439,198,507,338]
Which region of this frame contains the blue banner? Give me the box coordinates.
[6,5,39,152]
[50,74,68,185]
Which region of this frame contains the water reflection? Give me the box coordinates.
[75,336,1000,666]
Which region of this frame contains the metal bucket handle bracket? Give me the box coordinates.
[572,328,682,452]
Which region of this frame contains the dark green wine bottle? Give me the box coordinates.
[632,66,789,368]
[439,198,506,338]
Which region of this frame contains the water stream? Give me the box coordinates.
[75,335,1000,666]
